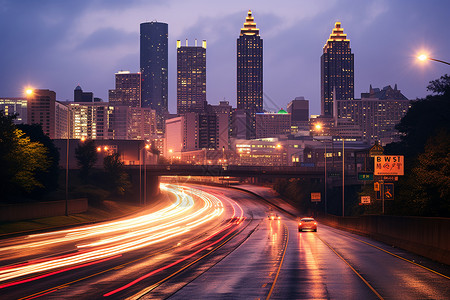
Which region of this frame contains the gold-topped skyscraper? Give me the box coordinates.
[321,22,354,117]
[237,10,263,139]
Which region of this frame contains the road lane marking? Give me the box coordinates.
[265,224,289,300]
[315,234,384,300]
[329,230,450,280]
[18,187,241,299]
[125,219,255,299]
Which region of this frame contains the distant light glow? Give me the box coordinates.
[418,54,428,61]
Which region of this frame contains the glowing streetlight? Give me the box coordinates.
[25,89,33,96]
[417,54,450,65]
[140,144,151,206]
[314,123,345,217]
[168,149,173,165]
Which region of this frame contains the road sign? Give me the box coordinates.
[384,183,394,200]
[382,176,398,182]
[374,155,404,176]
[311,192,321,202]
[369,142,384,157]
[358,172,374,181]
[361,196,371,204]
[374,182,380,191]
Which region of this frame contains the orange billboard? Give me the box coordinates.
[374,155,404,176]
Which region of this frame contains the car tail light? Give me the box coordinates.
[314,222,317,225]
[299,222,302,225]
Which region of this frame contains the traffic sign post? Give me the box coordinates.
[374,155,404,176]
[374,182,380,191]
[384,183,394,200]
[361,196,371,204]
[358,172,374,181]
[311,192,321,202]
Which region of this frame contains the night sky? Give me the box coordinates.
[1,0,449,115]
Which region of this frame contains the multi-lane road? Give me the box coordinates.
[0,184,449,299]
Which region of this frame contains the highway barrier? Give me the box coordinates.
[0,198,88,222]
[318,214,450,266]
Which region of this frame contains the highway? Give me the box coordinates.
[0,184,449,299]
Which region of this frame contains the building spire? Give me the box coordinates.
[323,22,350,52]
[240,10,260,36]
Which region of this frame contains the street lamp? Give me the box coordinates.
[315,123,345,217]
[312,137,331,215]
[139,144,150,206]
[168,149,173,165]
[417,54,450,66]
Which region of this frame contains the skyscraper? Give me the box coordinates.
[321,22,354,117]
[109,71,141,107]
[176,39,207,115]
[237,10,263,139]
[140,21,168,132]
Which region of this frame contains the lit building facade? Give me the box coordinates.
[237,10,263,139]
[140,21,168,134]
[208,101,232,150]
[176,39,207,114]
[165,116,184,157]
[255,110,291,139]
[336,85,410,145]
[321,22,354,117]
[55,101,69,139]
[109,71,141,107]
[64,102,156,140]
[26,89,56,139]
[140,22,168,112]
[0,98,27,124]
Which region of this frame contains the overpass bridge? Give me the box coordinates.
[132,164,325,177]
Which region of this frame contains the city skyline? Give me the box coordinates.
[1,0,449,115]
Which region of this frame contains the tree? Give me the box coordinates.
[17,124,60,197]
[103,153,131,196]
[384,74,450,216]
[0,112,51,200]
[409,130,450,216]
[10,130,51,193]
[75,139,97,182]
[427,74,450,96]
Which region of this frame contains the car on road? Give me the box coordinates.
[268,212,281,220]
[298,218,317,232]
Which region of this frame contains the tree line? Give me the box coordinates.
[0,113,132,204]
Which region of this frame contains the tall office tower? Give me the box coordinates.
[321,22,354,117]
[109,71,141,107]
[140,21,168,132]
[176,39,207,114]
[237,10,263,139]
[26,89,56,139]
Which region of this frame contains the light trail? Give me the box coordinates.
[0,184,226,287]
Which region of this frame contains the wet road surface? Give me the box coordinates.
[0,184,448,299]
